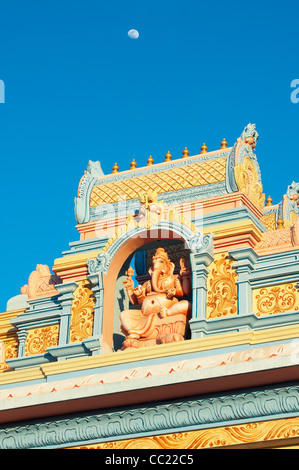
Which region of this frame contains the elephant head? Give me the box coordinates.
[149,247,175,293]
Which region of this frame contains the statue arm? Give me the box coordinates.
[179,258,192,296]
[181,273,192,296]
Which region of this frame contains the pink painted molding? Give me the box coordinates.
[1,341,299,401]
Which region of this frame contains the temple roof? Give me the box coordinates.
[74,124,265,225]
[90,151,228,207]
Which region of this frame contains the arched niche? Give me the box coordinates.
[113,238,192,351]
[99,222,195,351]
[87,220,214,352]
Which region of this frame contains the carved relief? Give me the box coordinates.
[120,247,192,349]
[24,325,59,356]
[69,281,95,343]
[234,156,265,211]
[73,418,299,449]
[253,283,299,316]
[21,264,61,300]
[281,182,299,227]
[1,340,18,370]
[206,252,238,319]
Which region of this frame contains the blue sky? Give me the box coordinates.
[0,0,298,311]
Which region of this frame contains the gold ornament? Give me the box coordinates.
[253,283,299,316]
[130,159,137,169]
[182,147,189,158]
[147,155,154,166]
[164,151,172,162]
[112,162,119,173]
[70,281,95,343]
[234,156,265,211]
[220,138,228,149]
[200,143,207,154]
[25,325,59,356]
[206,253,238,319]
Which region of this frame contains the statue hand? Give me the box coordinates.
[133,285,143,297]
[166,287,176,299]
[180,257,191,277]
[123,277,134,290]
[160,306,168,318]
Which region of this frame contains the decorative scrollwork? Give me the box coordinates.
[254,283,299,316]
[234,156,265,211]
[206,252,238,319]
[73,418,299,449]
[24,325,59,356]
[69,281,95,343]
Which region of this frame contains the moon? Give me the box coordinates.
[128,29,139,39]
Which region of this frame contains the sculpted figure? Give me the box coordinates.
[120,247,192,349]
[240,123,259,150]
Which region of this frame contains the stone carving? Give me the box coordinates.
[234,155,265,211]
[76,418,299,449]
[253,283,299,316]
[206,253,238,319]
[0,341,4,364]
[75,160,104,224]
[1,383,299,449]
[240,123,259,150]
[120,247,192,349]
[24,325,59,356]
[21,265,61,301]
[69,281,95,343]
[281,181,299,228]
[87,252,111,274]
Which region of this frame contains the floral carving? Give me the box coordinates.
[74,418,299,449]
[69,281,95,343]
[206,253,238,319]
[0,340,18,371]
[24,325,59,356]
[253,283,299,316]
[234,156,265,211]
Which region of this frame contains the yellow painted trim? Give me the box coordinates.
[52,250,100,272]
[0,367,45,384]
[203,219,263,242]
[1,323,299,385]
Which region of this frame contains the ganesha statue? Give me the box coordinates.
[120,247,192,349]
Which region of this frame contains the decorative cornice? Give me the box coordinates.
[1,383,299,448]
[71,417,299,449]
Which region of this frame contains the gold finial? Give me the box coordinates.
[182,147,189,158]
[164,150,172,162]
[147,155,154,166]
[200,143,208,154]
[266,195,273,206]
[112,162,119,173]
[130,159,137,170]
[220,138,228,149]
[277,216,284,229]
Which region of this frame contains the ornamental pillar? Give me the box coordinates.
[54,282,78,346]
[229,247,259,316]
[188,232,214,338]
[87,252,111,353]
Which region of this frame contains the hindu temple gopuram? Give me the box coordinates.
[1,123,299,449]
